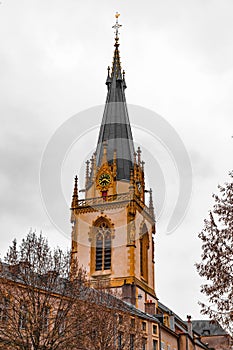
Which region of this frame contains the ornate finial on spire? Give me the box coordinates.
[112,12,122,40]
[71,175,78,209]
[110,12,123,79]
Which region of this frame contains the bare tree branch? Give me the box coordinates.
[196,171,233,337]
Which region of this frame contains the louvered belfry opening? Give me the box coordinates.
[95,221,112,271]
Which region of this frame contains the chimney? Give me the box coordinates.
[122,281,136,306]
[145,300,156,315]
[187,315,193,336]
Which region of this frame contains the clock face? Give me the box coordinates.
[98,173,111,187]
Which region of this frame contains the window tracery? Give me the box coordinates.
[95,221,112,271]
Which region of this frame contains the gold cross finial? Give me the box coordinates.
[112,12,122,38]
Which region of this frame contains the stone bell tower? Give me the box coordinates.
[70,13,157,310]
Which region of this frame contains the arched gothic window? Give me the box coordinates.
[140,224,149,281]
[95,221,111,271]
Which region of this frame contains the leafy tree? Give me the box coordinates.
[196,171,233,336]
[0,230,87,350]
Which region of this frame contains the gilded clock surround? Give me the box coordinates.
[96,164,113,192]
[98,173,112,187]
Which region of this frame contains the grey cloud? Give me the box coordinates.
[0,111,46,223]
[190,150,216,179]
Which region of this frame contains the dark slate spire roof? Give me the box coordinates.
[95,15,135,181]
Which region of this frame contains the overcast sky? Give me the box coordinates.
[0,0,233,320]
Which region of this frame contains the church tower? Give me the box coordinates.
[71,13,157,310]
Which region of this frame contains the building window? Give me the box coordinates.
[131,317,135,328]
[163,314,170,327]
[140,224,149,281]
[118,314,123,325]
[57,309,65,334]
[118,332,123,349]
[130,334,135,350]
[161,341,165,350]
[142,321,147,331]
[42,306,50,332]
[0,297,9,323]
[142,337,147,350]
[95,221,111,271]
[19,303,27,330]
[153,339,158,350]
[153,324,158,335]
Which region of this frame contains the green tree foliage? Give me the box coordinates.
[196,171,233,336]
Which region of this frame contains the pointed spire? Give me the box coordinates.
[106,66,111,87]
[149,188,155,220]
[129,169,135,196]
[137,147,142,165]
[111,43,122,81]
[85,161,90,189]
[102,140,108,164]
[95,13,135,181]
[134,152,137,165]
[92,152,97,179]
[141,160,145,172]
[122,70,127,89]
[71,176,78,209]
[149,188,153,208]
